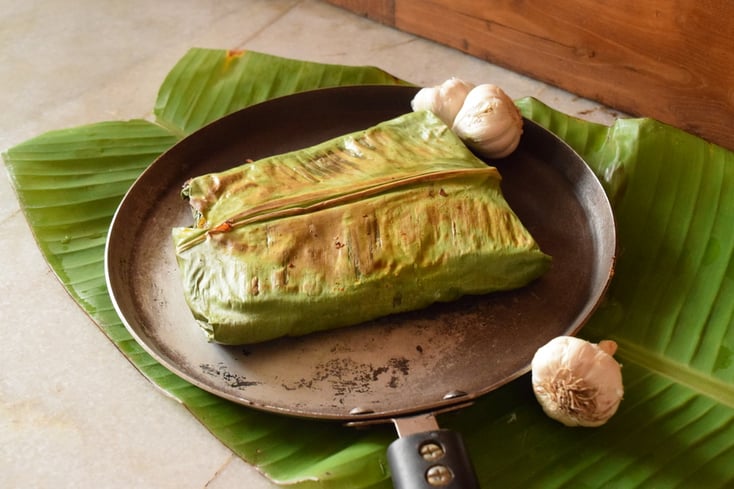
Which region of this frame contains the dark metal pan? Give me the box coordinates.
[105,85,616,488]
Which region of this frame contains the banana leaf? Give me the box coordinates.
[4,47,733,488]
[174,110,549,344]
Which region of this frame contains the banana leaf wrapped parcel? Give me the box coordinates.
[172,111,551,344]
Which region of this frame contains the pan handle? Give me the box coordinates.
[388,414,479,489]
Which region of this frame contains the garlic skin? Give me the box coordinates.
[410,77,475,127]
[451,83,523,159]
[531,336,623,427]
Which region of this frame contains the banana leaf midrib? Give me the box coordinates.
[176,166,500,253]
[614,337,734,408]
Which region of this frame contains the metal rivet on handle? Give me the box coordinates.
[426,464,454,486]
[419,442,445,462]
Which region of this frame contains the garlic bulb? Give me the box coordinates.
[410,77,475,126]
[451,83,523,159]
[531,336,623,427]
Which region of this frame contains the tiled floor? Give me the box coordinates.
[0,1,619,488]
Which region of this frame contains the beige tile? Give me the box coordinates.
[0,0,300,149]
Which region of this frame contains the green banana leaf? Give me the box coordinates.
[4,47,733,488]
[174,110,549,345]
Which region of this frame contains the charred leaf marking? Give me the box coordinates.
[282,357,410,400]
[200,362,261,388]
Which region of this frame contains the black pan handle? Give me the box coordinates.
[388,414,479,489]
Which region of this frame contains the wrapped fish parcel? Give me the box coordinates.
[172,110,550,345]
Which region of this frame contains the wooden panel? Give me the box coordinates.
[325,0,394,24]
[326,0,734,151]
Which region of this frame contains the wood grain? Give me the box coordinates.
[326,0,734,151]
[326,0,394,23]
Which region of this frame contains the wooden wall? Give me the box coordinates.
[326,0,734,151]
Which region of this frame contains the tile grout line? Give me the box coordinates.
[230,0,305,51]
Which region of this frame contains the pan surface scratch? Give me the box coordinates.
[105,85,616,421]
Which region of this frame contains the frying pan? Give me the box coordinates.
[105,85,616,488]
